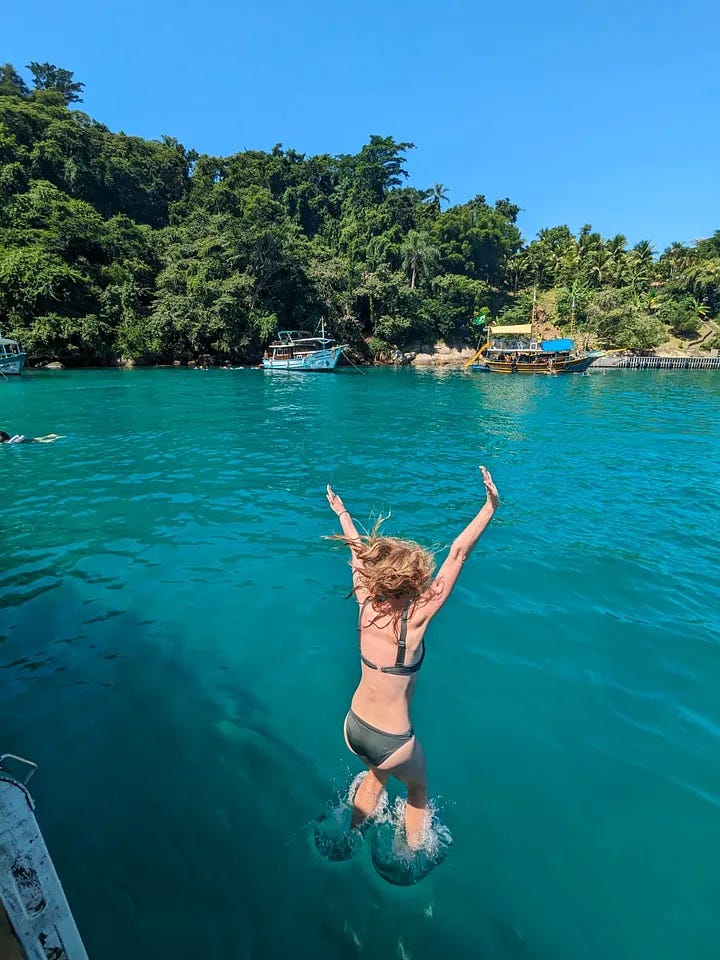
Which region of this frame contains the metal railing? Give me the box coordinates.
[592,355,720,370]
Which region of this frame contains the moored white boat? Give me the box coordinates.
[0,336,26,376]
[262,328,346,372]
[0,755,88,959]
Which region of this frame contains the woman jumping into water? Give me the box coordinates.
[326,465,499,849]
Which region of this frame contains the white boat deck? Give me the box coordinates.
[0,758,88,959]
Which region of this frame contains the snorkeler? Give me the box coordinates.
[326,465,499,849]
[0,431,60,444]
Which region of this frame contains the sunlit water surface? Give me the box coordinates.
[2,366,719,959]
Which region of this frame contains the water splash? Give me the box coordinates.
[313,772,388,861]
[371,796,452,886]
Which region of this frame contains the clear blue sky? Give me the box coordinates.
[5,0,719,250]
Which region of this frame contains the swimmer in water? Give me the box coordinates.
[0,431,60,444]
[326,465,499,848]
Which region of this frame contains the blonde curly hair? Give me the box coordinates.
[330,520,435,604]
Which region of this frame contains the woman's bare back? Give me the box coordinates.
[351,599,429,732]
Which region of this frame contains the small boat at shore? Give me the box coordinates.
[0,754,88,959]
[469,324,601,374]
[262,326,346,372]
[0,336,26,376]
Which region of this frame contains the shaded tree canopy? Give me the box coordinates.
[0,61,718,366]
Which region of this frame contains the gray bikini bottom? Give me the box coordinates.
[344,709,414,767]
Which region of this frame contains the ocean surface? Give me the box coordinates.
[1,365,719,959]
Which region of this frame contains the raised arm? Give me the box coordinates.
[421,466,498,617]
[326,484,369,602]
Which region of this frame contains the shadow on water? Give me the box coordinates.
[2,580,528,960]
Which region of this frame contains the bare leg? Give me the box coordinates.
[343,716,390,828]
[351,767,389,829]
[378,738,429,849]
[404,780,429,849]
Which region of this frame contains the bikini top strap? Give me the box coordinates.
[394,602,411,667]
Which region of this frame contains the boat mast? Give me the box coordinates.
[531,280,538,345]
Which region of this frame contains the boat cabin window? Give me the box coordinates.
[0,339,21,356]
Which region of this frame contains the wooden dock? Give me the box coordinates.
[592,354,720,370]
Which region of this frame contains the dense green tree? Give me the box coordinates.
[585,289,663,350]
[426,274,489,341]
[655,295,702,339]
[0,64,29,98]
[340,136,414,211]
[494,198,520,223]
[434,195,521,285]
[0,60,718,365]
[27,62,84,104]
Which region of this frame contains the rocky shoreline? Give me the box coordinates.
[31,340,719,372]
[374,343,479,367]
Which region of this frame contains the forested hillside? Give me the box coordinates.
[1,62,718,365]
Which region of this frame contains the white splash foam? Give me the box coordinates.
[345,771,389,822]
[375,795,453,859]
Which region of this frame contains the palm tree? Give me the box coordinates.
[662,242,691,280]
[507,251,530,292]
[625,259,650,298]
[577,224,603,264]
[605,234,628,286]
[632,240,655,271]
[430,182,449,211]
[401,230,440,290]
[607,234,627,257]
[555,245,580,286]
[587,248,612,287]
[685,258,720,304]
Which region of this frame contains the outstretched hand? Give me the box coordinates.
[326,484,347,517]
[479,465,499,509]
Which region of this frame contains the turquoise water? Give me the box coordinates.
[2,366,719,959]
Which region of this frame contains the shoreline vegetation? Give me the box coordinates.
[1,62,719,371]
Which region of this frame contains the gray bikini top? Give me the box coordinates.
[357,599,425,675]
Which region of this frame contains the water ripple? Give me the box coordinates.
[2,367,720,960]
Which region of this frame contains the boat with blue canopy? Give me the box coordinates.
[471,323,600,374]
